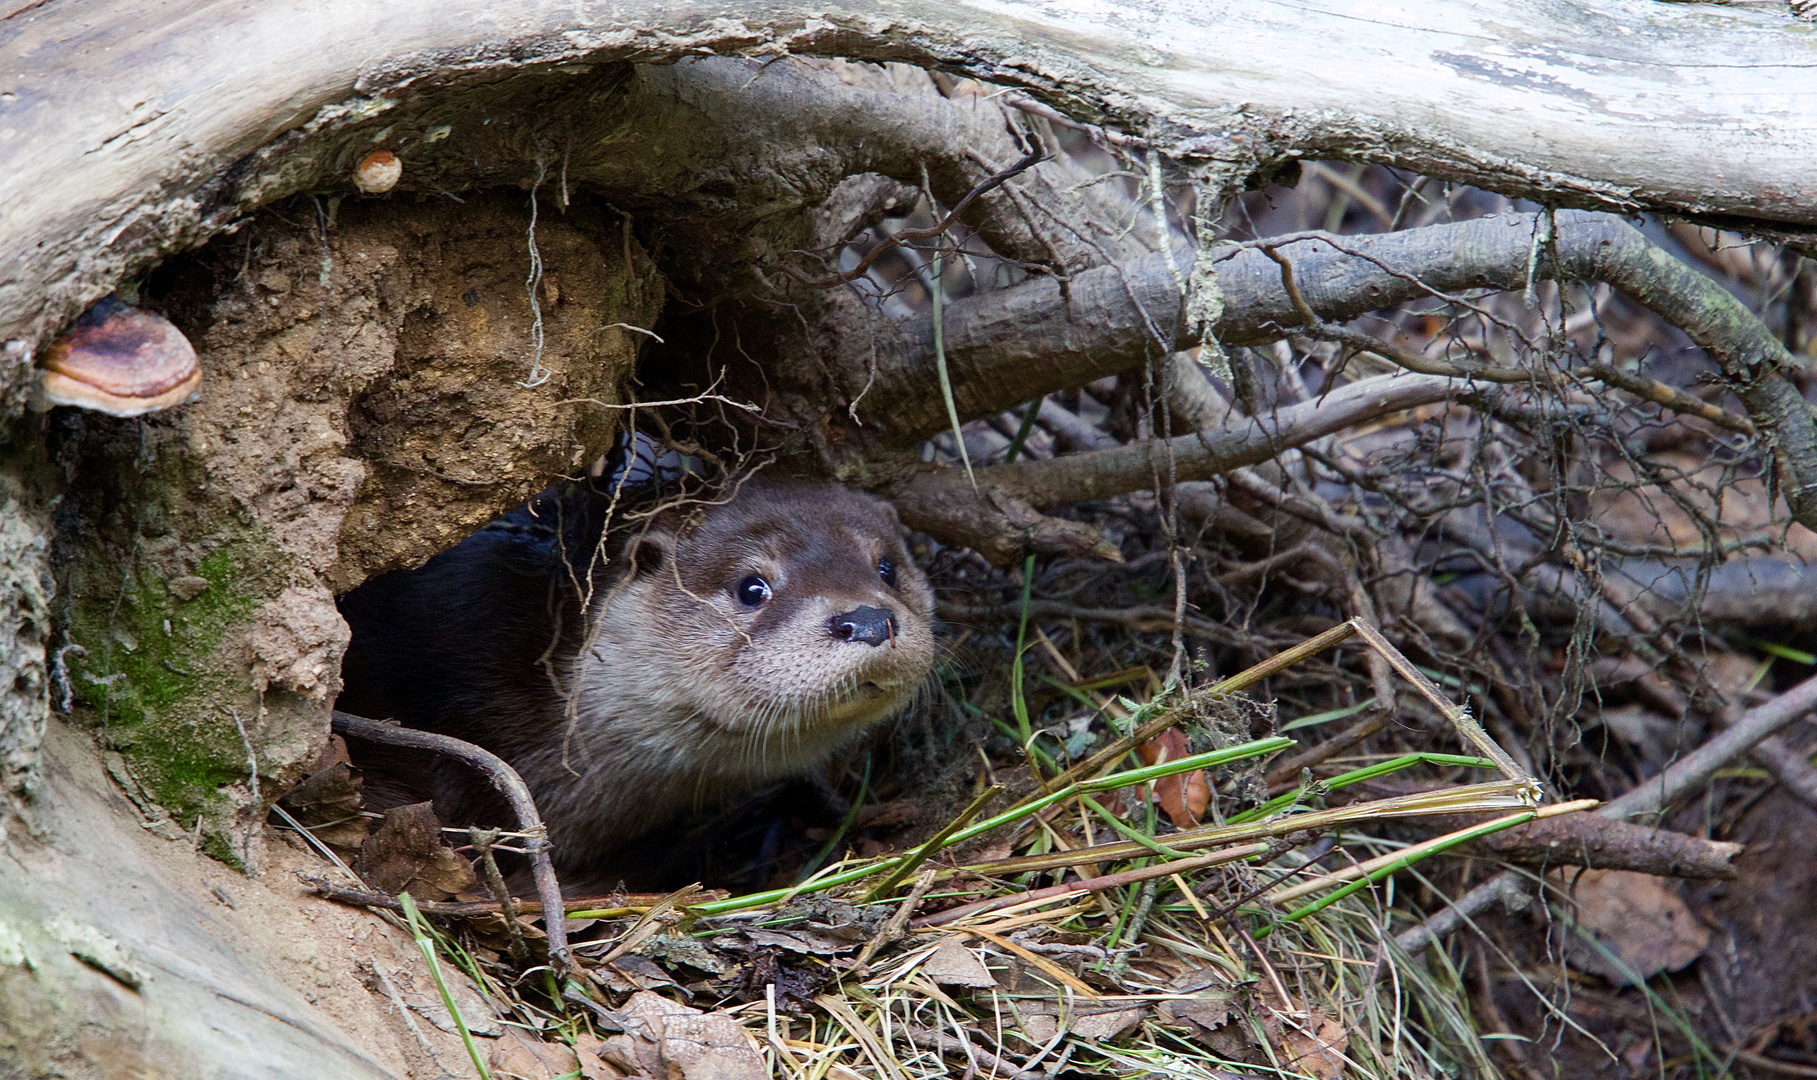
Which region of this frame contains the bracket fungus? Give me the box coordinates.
[34,295,202,416]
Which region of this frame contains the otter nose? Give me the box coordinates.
[829,605,898,646]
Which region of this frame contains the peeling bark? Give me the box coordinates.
[4,1,1815,392]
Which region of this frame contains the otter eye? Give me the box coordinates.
[878,558,898,589]
[735,575,772,607]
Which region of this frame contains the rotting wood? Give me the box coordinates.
[6,0,1815,377]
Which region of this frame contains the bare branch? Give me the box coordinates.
[892,372,1467,560]
[331,711,571,974]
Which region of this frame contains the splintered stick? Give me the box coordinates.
[1345,618,1536,788]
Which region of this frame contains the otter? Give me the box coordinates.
[335,466,936,875]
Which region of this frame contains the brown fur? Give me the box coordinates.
[336,479,935,874]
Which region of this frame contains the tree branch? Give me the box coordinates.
[330,711,571,974]
[892,372,1470,560]
[7,0,1815,407]
[884,209,1817,555]
[1397,673,1817,954]
[863,210,1802,445]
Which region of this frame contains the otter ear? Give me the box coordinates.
[630,531,671,577]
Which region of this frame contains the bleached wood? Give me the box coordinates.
[1,0,1813,374]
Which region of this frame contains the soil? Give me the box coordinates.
[43,190,661,867]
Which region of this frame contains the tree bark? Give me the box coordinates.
[4,0,1816,409]
[885,210,1816,557]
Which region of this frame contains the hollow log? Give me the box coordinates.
[5,0,1815,395]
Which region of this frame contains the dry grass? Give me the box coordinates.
[392,620,1582,1080]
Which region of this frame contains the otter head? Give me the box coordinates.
[582,479,936,775]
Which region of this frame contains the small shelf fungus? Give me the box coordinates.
[353,149,401,194]
[34,294,202,416]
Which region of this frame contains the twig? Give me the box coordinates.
[895,1022,1045,1080]
[307,878,681,917]
[1396,672,1817,953]
[854,870,938,970]
[1398,805,1744,879]
[1272,802,1595,906]
[331,711,571,974]
[1199,836,1338,922]
[469,827,529,961]
[1749,733,1817,809]
[1732,1049,1817,1078]
[1578,360,1754,436]
[1602,672,1817,821]
[892,371,1472,536]
[1262,243,1530,383]
[780,148,1042,287]
[1263,715,1388,788]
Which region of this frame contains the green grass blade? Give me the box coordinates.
[400,892,494,1080]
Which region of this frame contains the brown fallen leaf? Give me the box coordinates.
[277,734,369,848]
[596,990,768,1080]
[353,801,476,900]
[1020,996,1149,1042]
[1139,727,1210,828]
[1557,867,1710,984]
[1276,1003,1349,1080]
[490,1029,583,1080]
[1162,983,1260,1064]
[1162,990,1242,1036]
[570,1032,624,1080]
[923,937,998,988]
[594,955,679,993]
[744,928,856,955]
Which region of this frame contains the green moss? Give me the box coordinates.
[65,539,283,829]
[199,830,247,873]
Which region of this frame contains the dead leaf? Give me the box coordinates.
[489,1029,582,1080]
[1072,1003,1148,1041]
[1138,727,1209,828]
[744,928,854,955]
[277,734,368,848]
[1557,868,1709,984]
[569,1032,624,1080]
[636,933,729,974]
[922,937,998,988]
[353,801,476,900]
[1022,1011,1061,1044]
[595,955,679,993]
[599,991,768,1080]
[1277,1004,1348,1080]
[1021,996,1148,1041]
[1162,990,1242,1036]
